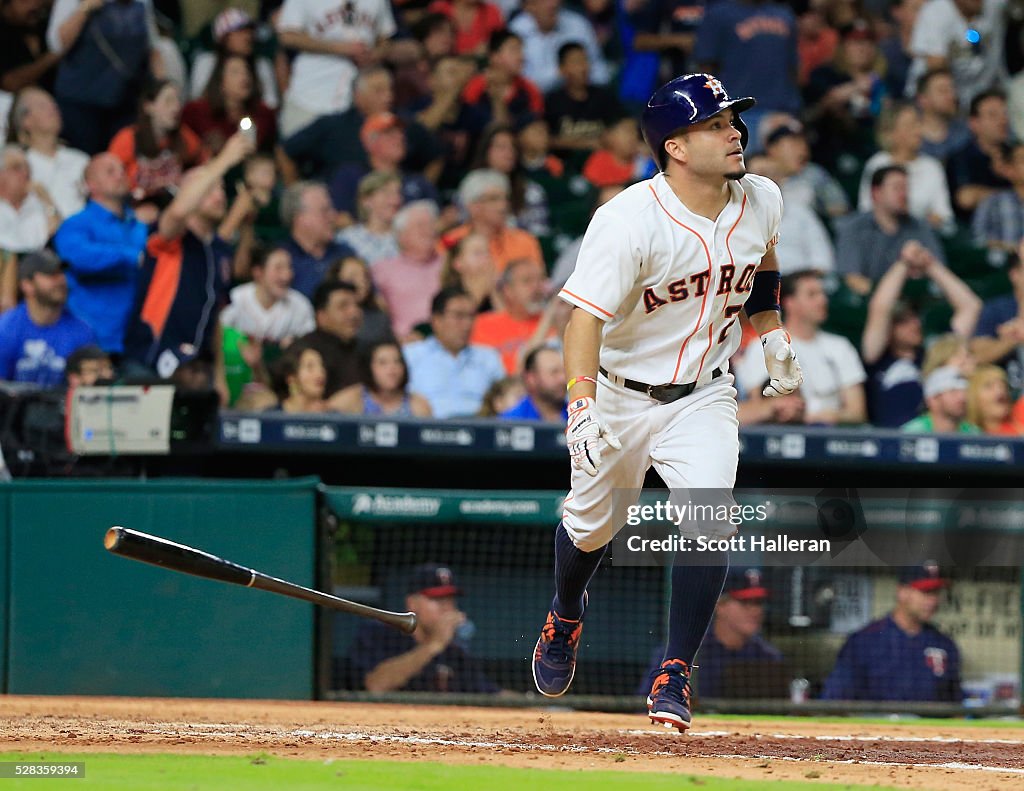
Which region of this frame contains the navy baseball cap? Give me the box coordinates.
[18,249,66,280]
[723,567,769,601]
[898,561,948,592]
[407,563,460,598]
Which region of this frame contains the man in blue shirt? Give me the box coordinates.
[0,250,95,387]
[822,562,962,702]
[278,181,354,300]
[500,345,568,422]
[405,288,505,418]
[349,563,498,693]
[53,153,149,355]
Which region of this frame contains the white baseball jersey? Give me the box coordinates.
[278,0,396,114]
[559,172,782,385]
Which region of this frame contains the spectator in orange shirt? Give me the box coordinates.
[441,169,545,273]
[108,79,205,218]
[471,257,550,373]
[428,0,504,56]
[461,30,543,127]
[582,115,648,188]
[967,365,1023,436]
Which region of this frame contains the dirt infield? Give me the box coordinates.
[3,696,1023,789]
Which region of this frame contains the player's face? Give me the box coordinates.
[408,593,458,632]
[717,597,765,640]
[669,109,745,181]
[898,586,942,624]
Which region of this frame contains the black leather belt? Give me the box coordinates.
[599,366,723,404]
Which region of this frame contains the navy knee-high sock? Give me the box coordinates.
[663,551,729,665]
[551,522,606,621]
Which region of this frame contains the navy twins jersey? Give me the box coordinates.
[559,172,782,385]
[821,615,962,702]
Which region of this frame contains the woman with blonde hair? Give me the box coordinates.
[966,365,1023,435]
[336,171,402,265]
[440,232,500,312]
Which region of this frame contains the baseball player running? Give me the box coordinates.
[531,73,803,731]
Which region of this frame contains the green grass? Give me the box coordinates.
[702,713,1024,728]
[0,752,897,790]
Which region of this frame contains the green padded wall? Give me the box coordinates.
[4,478,318,699]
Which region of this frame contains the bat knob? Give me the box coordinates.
[104,526,126,550]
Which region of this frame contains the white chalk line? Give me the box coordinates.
[72,720,1024,776]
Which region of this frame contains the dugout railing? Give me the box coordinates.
[322,486,1024,717]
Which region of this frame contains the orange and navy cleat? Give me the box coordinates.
[531,594,587,697]
[647,658,694,732]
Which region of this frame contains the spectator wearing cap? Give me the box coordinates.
[543,42,624,164]
[902,365,979,433]
[861,239,981,428]
[822,563,962,702]
[440,170,545,274]
[906,0,1005,112]
[350,563,498,693]
[65,344,114,388]
[53,153,148,354]
[804,19,886,170]
[123,132,255,378]
[0,250,95,388]
[970,250,1024,390]
[275,0,397,137]
[915,68,971,164]
[278,182,355,300]
[947,90,1011,218]
[189,8,279,110]
[499,345,567,422]
[8,87,90,219]
[372,201,443,341]
[694,568,785,700]
[296,280,364,396]
[461,30,544,129]
[336,172,403,267]
[972,142,1024,253]
[834,165,946,295]
[857,102,954,230]
[735,270,867,426]
[405,288,505,418]
[762,121,849,219]
[46,0,159,154]
[508,0,610,94]
[327,113,438,220]
[182,54,278,155]
[0,144,60,255]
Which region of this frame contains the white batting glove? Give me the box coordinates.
[566,397,621,477]
[761,328,803,397]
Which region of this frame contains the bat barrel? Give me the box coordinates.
[105,527,418,634]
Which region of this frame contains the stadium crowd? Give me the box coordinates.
[3,0,1024,433]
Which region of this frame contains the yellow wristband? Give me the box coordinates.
[566,375,597,392]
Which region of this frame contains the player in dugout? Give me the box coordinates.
[822,562,962,702]
[350,564,498,694]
